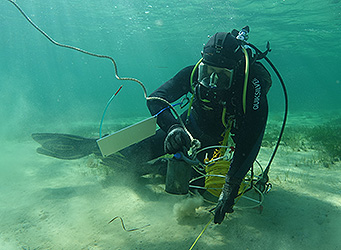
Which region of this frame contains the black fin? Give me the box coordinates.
[32,133,100,160]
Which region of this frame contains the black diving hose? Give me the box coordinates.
[248,43,289,182]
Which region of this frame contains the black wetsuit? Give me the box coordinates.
[119,61,271,181]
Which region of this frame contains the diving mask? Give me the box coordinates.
[198,62,233,90]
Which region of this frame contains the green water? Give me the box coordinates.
[1,0,340,139]
[0,1,340,249]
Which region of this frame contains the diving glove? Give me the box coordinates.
[164,124,191,154]
[214,177,241,224]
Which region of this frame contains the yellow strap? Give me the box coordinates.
[187,58,203,119]
[241,46,249,114]
[190,58,203,91]
[219,117,233,156]
[186,95,195,118]
[221,107,227,127]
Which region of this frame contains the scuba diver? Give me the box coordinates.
[33,28,272,224]
[146,30,271,224]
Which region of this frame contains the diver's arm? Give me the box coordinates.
[228,99,268,180]
[147,66,194,132]
[214,68,270,224]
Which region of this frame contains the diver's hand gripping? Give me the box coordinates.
[164,125,191,154]
[214,178,241,224]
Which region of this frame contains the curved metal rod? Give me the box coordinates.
[108,216,150,232]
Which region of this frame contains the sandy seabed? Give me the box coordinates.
[0,113,340,250]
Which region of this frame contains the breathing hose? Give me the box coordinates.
[247,42,289,182]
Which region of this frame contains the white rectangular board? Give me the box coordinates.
[96,116,157,157]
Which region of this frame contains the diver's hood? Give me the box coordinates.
[202,32,243,70]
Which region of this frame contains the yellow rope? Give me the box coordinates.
[204,119,233,197]
[188,217,214,250]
